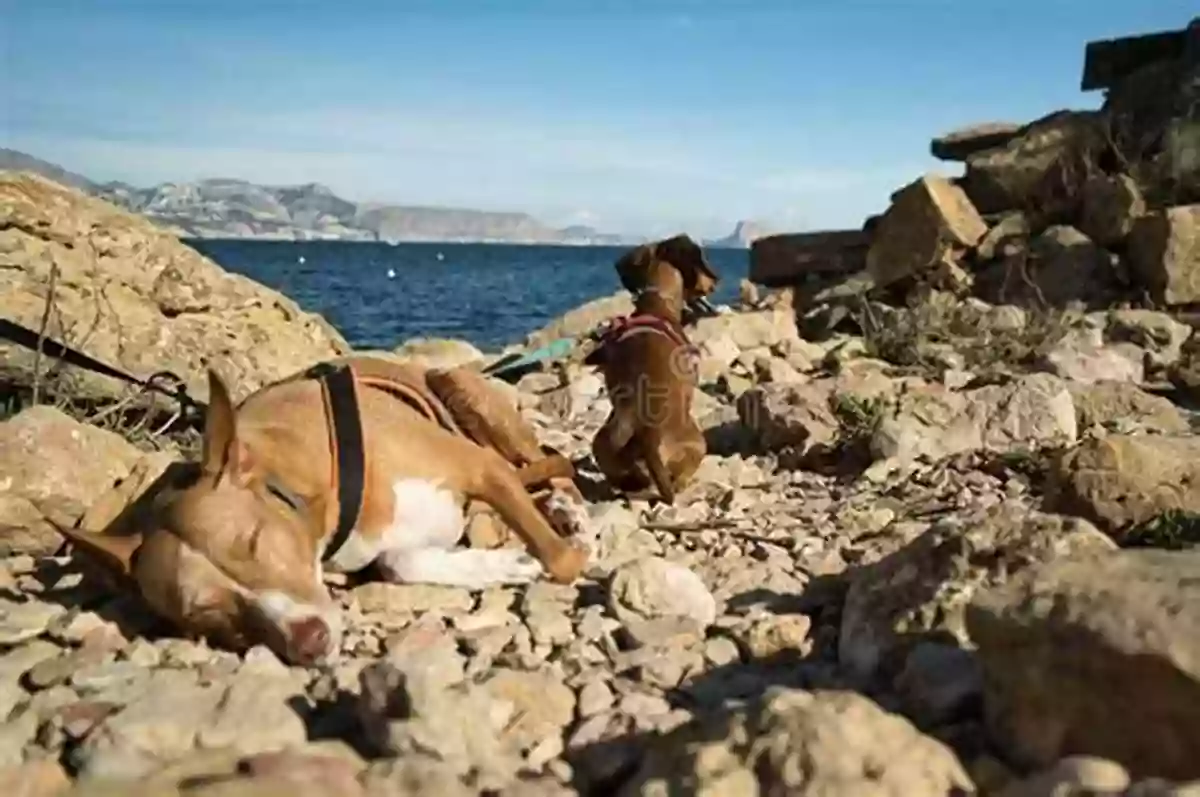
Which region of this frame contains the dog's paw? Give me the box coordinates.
[544,489,594,540]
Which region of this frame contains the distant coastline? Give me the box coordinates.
[0,147,763,249]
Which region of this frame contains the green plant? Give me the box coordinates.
[1122,510,1200,551]
[832,393,888,451]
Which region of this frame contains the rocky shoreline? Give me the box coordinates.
[2,160,1199,796]
[1,20,1199,796]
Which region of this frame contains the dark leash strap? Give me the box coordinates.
[0,317,204,421]
[305,362,366,563]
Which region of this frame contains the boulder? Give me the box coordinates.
[748,230,869,288]
[865,174,987,289]
[525,291,634,350]
[1067,381,1190,435]
[871,374,1077,466]
[1104,308,1194,371]
[0,172,349,409]
[930,122,1023,162]
[966,549,1200,780]
[391,337,484,370]
[840,503,1116,686]
[736,382,839,457]
[1047,434,1200,539]
[0,406,158,556]
[1127,205,1200,306]
[1038,326,1145,385]
[1078,173,1146,247]
[619,688,974,796]
[960,110,1104,215]
[975,212,1031,262]
[689,306,800,352]
[978,226,1118,308]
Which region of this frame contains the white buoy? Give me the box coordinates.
[386,268,397,279]
[298,255,306,264]
[436,252,445,261]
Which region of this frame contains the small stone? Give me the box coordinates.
[69,661,150,695]
[607,557,717,630]
[577,679,614,718]
[0,600,64,645]
[351,583,474,616]
[703,636,742,667]
[742,614,813,659]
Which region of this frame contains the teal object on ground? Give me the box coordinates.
[482,336,577,379]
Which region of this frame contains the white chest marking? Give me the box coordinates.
[323,478,466,573]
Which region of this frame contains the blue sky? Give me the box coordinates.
[2,1,1194,238]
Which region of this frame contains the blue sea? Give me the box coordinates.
[185,240,751,352]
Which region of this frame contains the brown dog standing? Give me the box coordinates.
[57,358,590,666]
[586,235,718,503]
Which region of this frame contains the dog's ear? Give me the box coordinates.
[614,243,656,294]
[49,519,143,589]
[657,234,719,298]
[202,368,256,484]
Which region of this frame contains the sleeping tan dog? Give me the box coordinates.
[57,357,590,666]
[585,235,719,503]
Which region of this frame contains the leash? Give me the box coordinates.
[0,317,205,423]
[481,298,719,382]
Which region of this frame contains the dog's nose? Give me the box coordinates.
[287,616,332,665]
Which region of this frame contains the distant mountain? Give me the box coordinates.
[0,148,95,191]
[707,220,773,249]
[0,149,643,246]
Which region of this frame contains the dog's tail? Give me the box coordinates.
[638,432,676,505]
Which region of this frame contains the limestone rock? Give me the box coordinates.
[607,558,717,634]
[1048,434,1200,538]
[736,382,839,456]
[976,212,1031,262]
[866,174,987,288]
[1079,173,1146,247]
[960,110,1103,214]
[0,172,349,409]
[525,291,634,349]
[480,668,576,763]
[357,648,519,790]
[392,337,484,370]
[931,122,1023,162]
[1170,332,1200,400]
[1105,309,1194,371]
[1039,326,1145,385]
[72,670,225,780]
[1128,205,1200,306]
[967,549,1200,780]
[0,407,147,557]
[620,688,974,796]
[690,306,800,352]
[1067,381,1189,435]
[1021,226,1117,308]
[871,374,1077,466]
[840,503,1116,684]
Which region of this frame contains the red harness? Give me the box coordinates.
[588,314,700,376]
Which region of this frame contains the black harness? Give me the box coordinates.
[302,362,367,563]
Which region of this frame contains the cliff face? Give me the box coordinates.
[3,150,640,245]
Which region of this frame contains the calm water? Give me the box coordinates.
[185,240,750,351]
